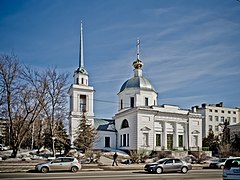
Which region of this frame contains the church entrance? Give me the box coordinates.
[167,134,173,150]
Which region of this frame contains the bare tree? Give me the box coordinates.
[41,68,69,157]
[0,53,48,157]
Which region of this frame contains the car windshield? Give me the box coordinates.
[225,158,240,169]
[219,158,226,162]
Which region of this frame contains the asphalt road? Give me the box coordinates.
[0,169,222,180]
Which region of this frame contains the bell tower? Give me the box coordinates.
[68,22,94,145]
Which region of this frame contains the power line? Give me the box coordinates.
[94,99,118,104]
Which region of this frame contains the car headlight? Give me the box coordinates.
[149,165,156,168]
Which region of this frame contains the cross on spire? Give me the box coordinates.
[136,39,140,60]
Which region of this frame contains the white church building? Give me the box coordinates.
[69,23,203,153]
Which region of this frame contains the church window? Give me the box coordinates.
[80,95,86,112]
[81,78,84,84]
[145,97,148,106]
[120,135,122,146]
[142,133,149,146]
[105,137,110,148]
[120,99,123,109]
[178,135,183,147]
[156,134,161,146]
[123,134,127,146]
[76,78,79,84]
[120,133,129,147]
[130,97,134,108]
[121,119,129,129]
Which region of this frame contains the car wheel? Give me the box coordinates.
[220,165,224,169]
[71,166,79,172]
[181,166,188,174]
[156,167,163,174]
[41,167,49,173]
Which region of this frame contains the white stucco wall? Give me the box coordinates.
[94,131,117,150]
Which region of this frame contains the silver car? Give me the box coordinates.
[35,157,81,173]
[144,158,192,174]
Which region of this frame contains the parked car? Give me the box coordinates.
[209,158,227,169]
[222,157,240,180]
[144,158,192,174]
[35,157,81,173]
[0,144,9,151]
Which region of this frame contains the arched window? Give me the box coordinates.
[121,119,129,129]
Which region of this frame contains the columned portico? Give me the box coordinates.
[184,123,189,150]
[173,122,178,149]
[163,121,167,150]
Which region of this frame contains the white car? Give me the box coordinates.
[222,157,240,180]
[35,157,81,173]
[0,144,9,151]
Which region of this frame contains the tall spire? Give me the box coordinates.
[79,21,84,68]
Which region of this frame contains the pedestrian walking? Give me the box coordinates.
[112,152,118,166]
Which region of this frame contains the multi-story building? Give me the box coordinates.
[192,103,239,138]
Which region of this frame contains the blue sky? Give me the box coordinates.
[0,0,240,119]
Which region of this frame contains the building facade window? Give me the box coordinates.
[221,116,224,122]
[209,115,212,121]
[233,117,237,123]
[120,99,123,109]
[156,134,161,146]
[233,111,236,114]
[130,97,134,108]
[105,137,110,148]
[215,110,218,113]
[227,117,231,122]
[228,111,231,114]
[209,125,213,130]
[209,109,212,112]
[215,126,219,131]
[145,97,148,106]
[81,78,84,84]
[215,116,219,122]
[178,135,183,147]
[221,110,224,113]
[120,135,122,147]
[143,133,149,146]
